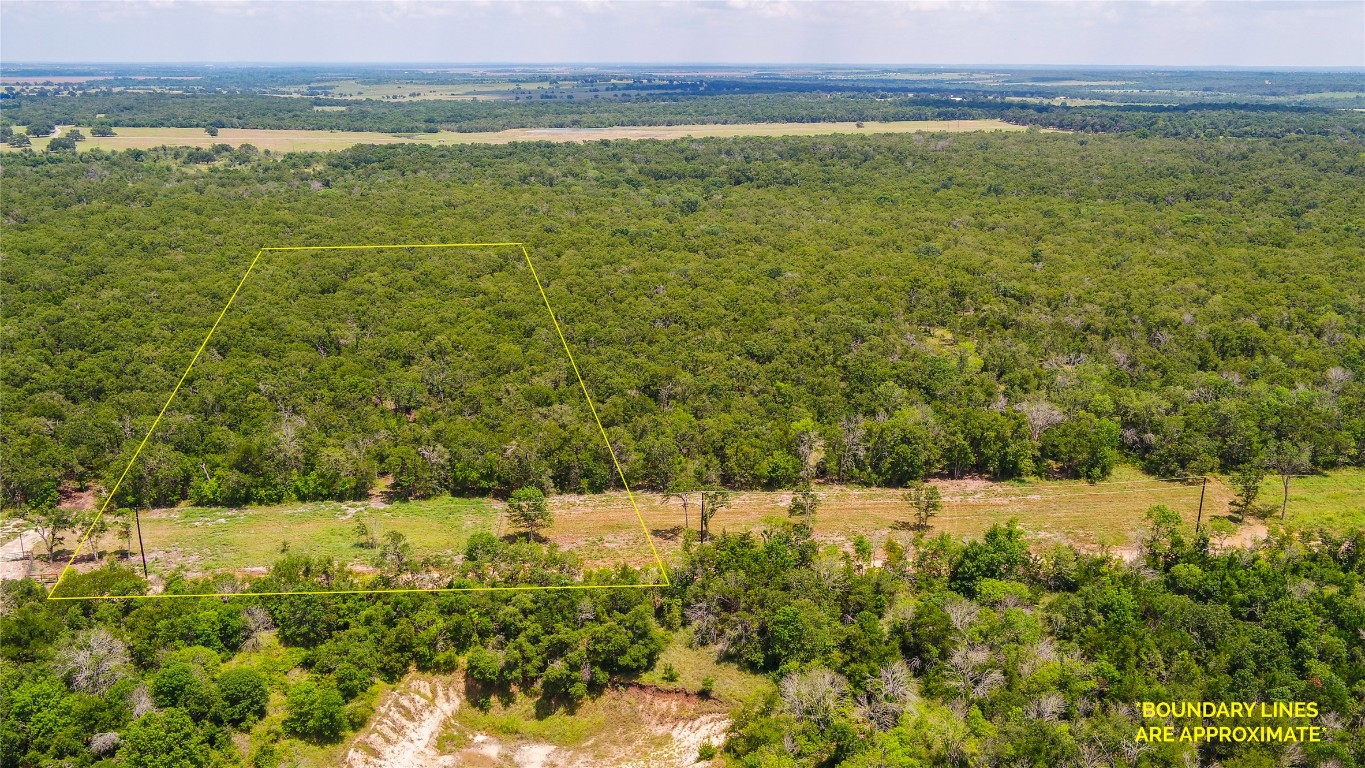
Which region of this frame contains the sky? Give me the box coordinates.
[2,1,1362,68]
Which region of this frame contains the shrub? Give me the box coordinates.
[333,661,373,701]
[117,709,211,767]
[217,667,268,727]
[283,680,346,744]
[465,646,502,685]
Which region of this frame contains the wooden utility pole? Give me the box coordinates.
[135,507,149,577]
[699,492,706,544]
[1194,476,1208,533]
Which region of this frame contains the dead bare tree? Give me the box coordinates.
[856,660,918,731]
[56,629,130,695]
[1015,399,1065,441]
[836,416,866,482]
[685,602,719,647]
[1024,691,1066,722]
[779,667,848,726]
[943,596,981,634]
[242,605,275,651]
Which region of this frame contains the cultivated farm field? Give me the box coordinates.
[2,119,1030,154]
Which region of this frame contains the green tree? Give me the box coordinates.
[353,518,378,549]
[768,599,835,666]
[377,530,413,574]
[27,485,72,562]
[507,486,552,539]
[699,488,732,543]
[662,477,700,531]
[218,667,269,727]
[787,485,819,526]
[1228,464,1267,521]
[151,661,224,722]
[949,521,1029,597]
[283,680,346,744]
[903,483,943,530]
[1039,412,1120,481]
[1264,441,1312,521]
[117,708,211,768]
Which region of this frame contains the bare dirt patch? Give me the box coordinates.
[59,485,99,510]
[344,676,461,768]
[343,675,727,768]
[0,530,44,581]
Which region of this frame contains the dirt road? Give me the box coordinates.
[0,530,43,581]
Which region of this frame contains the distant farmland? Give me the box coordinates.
[3,119,1031,154]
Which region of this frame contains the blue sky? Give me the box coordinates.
[2,1,1362,67]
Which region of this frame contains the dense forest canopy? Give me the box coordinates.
[2,131,1362,510]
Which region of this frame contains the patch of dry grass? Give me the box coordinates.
[550,467,1220,564]
[61,467,1359,589]
[3,120,1031,155]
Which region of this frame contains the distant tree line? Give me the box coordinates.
[3,90,1361,138]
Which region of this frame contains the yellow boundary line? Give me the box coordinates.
[521,245,669,585]
[48,242,669,600]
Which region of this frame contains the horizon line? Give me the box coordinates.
[4,62,1363,72]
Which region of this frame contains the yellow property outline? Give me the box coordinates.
[48,243,669,600]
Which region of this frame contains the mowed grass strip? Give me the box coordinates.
[136,496,497,575]
[565,469,1212,562]
[115,468,1362,580]
[3,120,1030,154]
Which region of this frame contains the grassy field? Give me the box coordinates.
[134,496,497,575]
[28,467,1362,592]
[2,119,1031,154]
[1241,468,1365,530]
